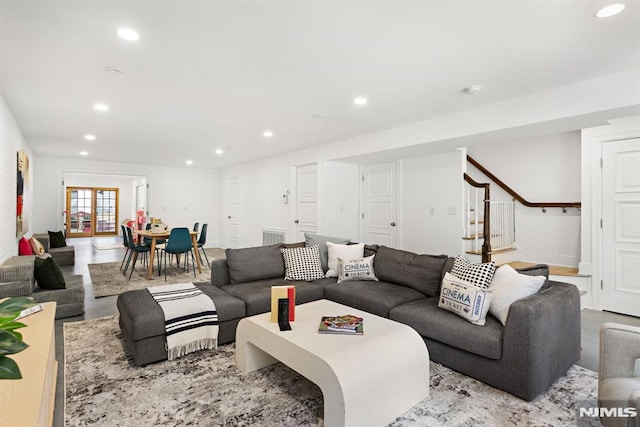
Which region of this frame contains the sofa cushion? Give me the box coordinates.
[390,298,503,360]
[450,256,496,289]
[221,279,324,316]
[438,272,492,326]
[373,246,448,297]
[516,263,549,278]
[304,233,350,272]
[225,244,285,284]
[281,245,324,281]
[48,230,67,248]
[489,264,546,325]
[324,279,426,317]
[34,255,66,289]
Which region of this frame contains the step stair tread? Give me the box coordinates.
[465,247,516,256]
[505,261,580,277]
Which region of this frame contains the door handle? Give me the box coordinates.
[294,220,299,224]
[227,216,231,219]
[390,222,396,227]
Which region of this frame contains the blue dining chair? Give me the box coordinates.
[119,225,130,272]
[196,223,210,269]
[124,227,152,280]
[161,227,196,281]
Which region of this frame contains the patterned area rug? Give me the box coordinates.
[88,249,221,297]
[64,316,601,426]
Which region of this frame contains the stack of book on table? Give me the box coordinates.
[318,314,364,335]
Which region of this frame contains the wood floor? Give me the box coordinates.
[51,236,640,427]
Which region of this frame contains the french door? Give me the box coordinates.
[66,187,119,237]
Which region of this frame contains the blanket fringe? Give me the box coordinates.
[168,338,218,360]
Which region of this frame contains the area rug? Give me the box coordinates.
[64,316,601,426]
[89,256,214,297]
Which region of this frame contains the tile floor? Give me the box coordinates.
[52,236,640,427]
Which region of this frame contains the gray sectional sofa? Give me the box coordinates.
[116,242,581,401]
[0,255,85,319]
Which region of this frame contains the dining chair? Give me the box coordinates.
[124,227,152,280]
[161,227,197,281]
[196,223,210,269]
[119,225,130,272]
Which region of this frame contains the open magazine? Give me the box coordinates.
[318,314,364,335]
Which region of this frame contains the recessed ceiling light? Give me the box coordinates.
[185,160,193,165]
[105,66,124,74]
[595,3,625,17]
[215,149,224,155]
[263,131,274,138]
[79,151,89,156]
[117,28,140,41]
[84,134,96,141]
[353,97,368,105]
[463,85,482,95]
[93,103,109,112]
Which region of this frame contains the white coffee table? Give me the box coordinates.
[236,299,430,427]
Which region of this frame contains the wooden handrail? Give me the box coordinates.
[463,173,492,263]
[467,155,581,209]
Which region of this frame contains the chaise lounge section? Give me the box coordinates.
[116,242,581,401]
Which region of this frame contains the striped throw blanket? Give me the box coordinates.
[147,282,219,360]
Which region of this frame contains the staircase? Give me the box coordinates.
[463,155,590,308]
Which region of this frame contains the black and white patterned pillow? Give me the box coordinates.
[450,255,496,289]
[281,245,324,281]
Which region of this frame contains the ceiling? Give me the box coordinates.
[1,0,639,169]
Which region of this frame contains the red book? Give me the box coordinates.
[287,287,295,321]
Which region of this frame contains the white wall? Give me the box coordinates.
[32,157,221,246]
[400,150,464,256]
[0,94,34,263]
[467,131,582,267]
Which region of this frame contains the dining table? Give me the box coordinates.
[134,228,201,280]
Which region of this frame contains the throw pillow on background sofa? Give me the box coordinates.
[438,272,492,326]
[18,237,33,255]
[488,264,546,325]
[29,236,46,255]
[337,255,378,283]
[281,245,324,281]
[304,233,350,273]
[48,230,67,248]
[325,242,364,277]
[450,255,496,289]
[34,254,66,289]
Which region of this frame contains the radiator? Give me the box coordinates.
[262,227,287,246]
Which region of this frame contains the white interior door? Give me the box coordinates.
[602,137,640,317]
[226,176,240,249]
[295,163,318,241]
[360,162,397,246]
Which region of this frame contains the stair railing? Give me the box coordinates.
[467,155,581,210]
[463,173,491,263]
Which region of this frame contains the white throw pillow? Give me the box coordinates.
[325,242,365,278]
[488,264,546,325]
[438,272,493,326]
[337,255,378,283]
